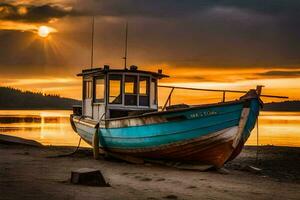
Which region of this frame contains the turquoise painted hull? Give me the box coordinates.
[100,105,242,149]
[74,99,260,150]
[72,97,261,166]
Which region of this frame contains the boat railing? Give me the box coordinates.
[158,85,288,111]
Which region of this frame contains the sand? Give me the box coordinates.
[0,141,300,200]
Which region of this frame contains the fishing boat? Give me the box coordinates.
[70,21,288,167]
[70,65,287,167]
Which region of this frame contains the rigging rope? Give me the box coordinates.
[256,116,259,165]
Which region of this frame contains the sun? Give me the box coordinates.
[38,26,50,38]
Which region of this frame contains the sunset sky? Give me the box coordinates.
[0,0,299,102]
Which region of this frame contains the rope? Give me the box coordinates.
[48,112,105,159]
[46,137,82,158]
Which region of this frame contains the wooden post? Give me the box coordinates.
[162,87,175,111]
[123,22,128,69]
[90,16,95,69]
[93,127,99,160]
[222,91,226,102]
[256,85,264,96]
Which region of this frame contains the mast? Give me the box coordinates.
[90,16,95,69]
[123,22,128,70]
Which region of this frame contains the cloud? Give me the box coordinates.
[0,0,300,76]
[69,0,300,22]
[2,1,300,24]
[0,2,76,22]
[257,70,300,78]
[0,0,300,100]
[65,0,300,68]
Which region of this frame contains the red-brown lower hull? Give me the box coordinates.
[109,141,235,167]
[106,129,240,167]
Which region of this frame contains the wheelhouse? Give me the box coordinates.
[78,65,168,120]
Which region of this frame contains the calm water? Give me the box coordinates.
[0,110,299,147]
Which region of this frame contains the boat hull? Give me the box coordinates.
[71,97,260,167]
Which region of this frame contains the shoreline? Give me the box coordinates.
[0,138,299,199]
[0,108,73,111]
[0,109,299,111]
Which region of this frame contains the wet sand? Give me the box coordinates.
[0,142,299,200]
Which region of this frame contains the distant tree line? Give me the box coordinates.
[0,87,81,110]
[263,101,300,111]
[0,86,299,111]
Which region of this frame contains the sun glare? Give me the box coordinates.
[38,26,50,38]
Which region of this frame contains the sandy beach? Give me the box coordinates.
[0,141,299,200]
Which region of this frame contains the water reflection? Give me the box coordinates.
[246,112,300,147]
[0,110,89,147]
[0,110,299,147]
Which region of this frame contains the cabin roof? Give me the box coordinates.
[77,66,169,79]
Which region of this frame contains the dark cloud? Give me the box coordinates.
[0,3,77,22]
[0,0,300,76]
[2,1,300,23]
[257,70,300,78]
[67,0,300,68]
[76,0,209,18]
[73,0,300,19]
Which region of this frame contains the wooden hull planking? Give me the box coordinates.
[71,98,260,167]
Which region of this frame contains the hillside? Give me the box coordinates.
[263,101,300,112]
[0,87,80,110]
[0,87,299,111]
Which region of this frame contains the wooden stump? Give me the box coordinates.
[71,168,109,186]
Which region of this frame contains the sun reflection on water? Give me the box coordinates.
[0,110,89,147]
[0,110,299,147]
[246,111,300,147]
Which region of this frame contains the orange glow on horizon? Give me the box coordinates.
[0,2,299,106]
[0,75,299,102]
[0,21,57,35]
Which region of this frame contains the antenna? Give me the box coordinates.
[123,22,128,70]
[90,15,95,69]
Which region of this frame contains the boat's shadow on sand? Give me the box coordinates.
[226,145,300,183]
[47,144,300,183]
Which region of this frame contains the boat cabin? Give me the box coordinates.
[78,65,168,120]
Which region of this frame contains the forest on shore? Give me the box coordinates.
[0,87,80,110]
[263,100,300,111]
[0,86,299,111]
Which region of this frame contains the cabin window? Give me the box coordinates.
[139,76,150,106]
[83,80,92,99]
[125,75,137,106]
[94,76,105,103]
[109,75,122,104]
[151,78,157,104]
